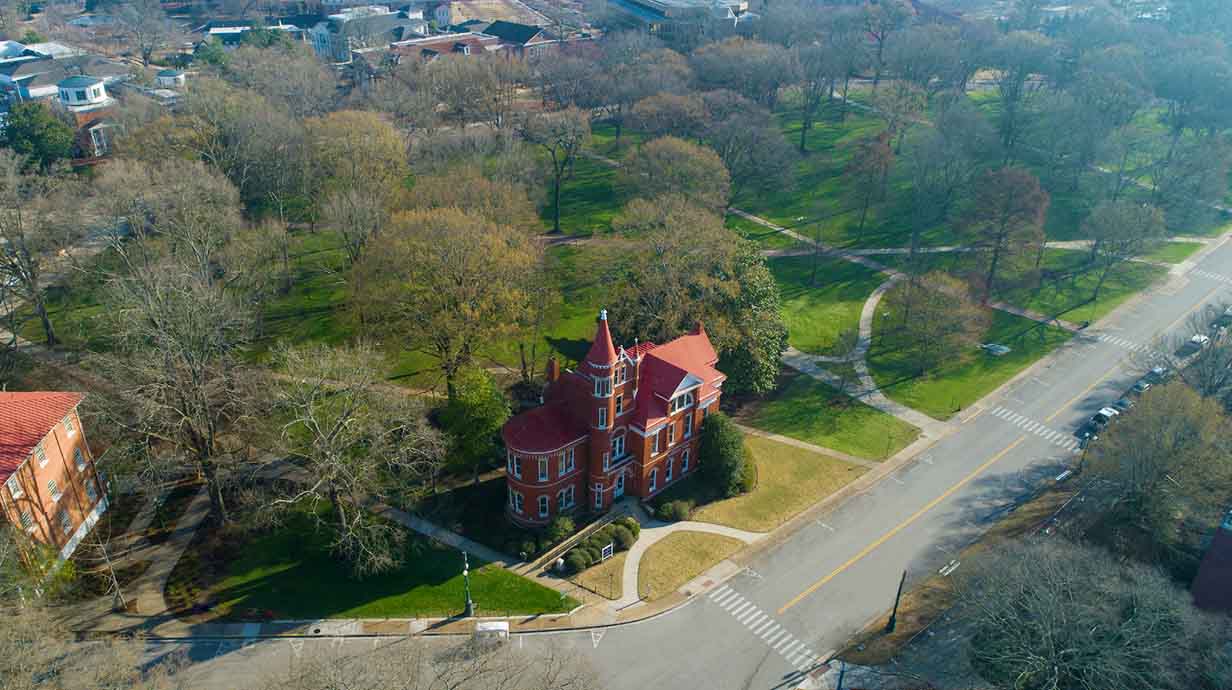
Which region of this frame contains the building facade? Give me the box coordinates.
[502,311,724,526]
[0,392,108,561]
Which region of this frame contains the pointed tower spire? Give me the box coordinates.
[585,309,618,366]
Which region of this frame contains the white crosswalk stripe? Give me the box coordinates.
[1192,268,1232,285]
[989,406,1080,452]
[707,586,820,672]
[1094,333,1151,353]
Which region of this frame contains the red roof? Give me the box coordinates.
[585,311,618,367]
[1192,512,1232,613]
[0,391,84,483]
[501,400,586,454]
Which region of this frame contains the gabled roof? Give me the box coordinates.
[482,20,546,45]
[0,392,84,483]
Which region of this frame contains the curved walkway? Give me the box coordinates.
[614,520,765,609]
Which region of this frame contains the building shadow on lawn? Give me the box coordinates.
[546,336,590,364]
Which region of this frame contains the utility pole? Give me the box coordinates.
[884,569,907,634]
[462,551,474,618]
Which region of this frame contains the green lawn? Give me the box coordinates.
[545,154,621,236]
[999,249,1167,324]
[743,371,920,460]
[201,510,574,619]
[589,121,645,157]
[869,307,1073,420]
[1144,241,1203,264]
[772,254,887,356]
[638,532,743,601]
[690,436,868,531]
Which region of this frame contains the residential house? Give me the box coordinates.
[0,392,108,562]
[481,20,558,58]
[192,18,316,48]
[1192,508,1232,613]
[155,69,187,90]
[0,50,128,104]
[309,6,427,64]
[57,75,116,160]
[387,31,502,61]
[502,311,724,526]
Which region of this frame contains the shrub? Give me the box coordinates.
[586,534,610,552]
[738,451,758,493]
[620,516,641,538]
[518,540,538,559]
[657,499,694,522]
[546,516,575,544]
[572,547,593,568]
[699,412,748,498]
[611,524,636,551]
[564,551,588,574]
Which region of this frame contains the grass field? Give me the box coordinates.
[772,254,887,356]
[687,436,868,532]
[743,371,920,460]
[570,551,626,600]
[726,214,801,250]
[545,154,621,236]
[1144,241,1204,264]
[187,510,573,619]
[1000,249,1168,325]
[638,532,744,601]
[869,307,1073,420]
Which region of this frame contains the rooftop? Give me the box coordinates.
[0,392,84,483]
[59,74,104,89]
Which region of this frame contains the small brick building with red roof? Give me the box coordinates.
[502,310,724,526]
[0,392,107,560]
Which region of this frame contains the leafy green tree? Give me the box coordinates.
[618,136,731,212]
[697,412,748,498]
[194,37,228,66]
[440,367,511,483]
[0,102,73,169]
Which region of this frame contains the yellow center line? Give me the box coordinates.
[1045,283,1223,423]
[777,435,1028,616]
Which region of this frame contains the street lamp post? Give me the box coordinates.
[462,551,475,618]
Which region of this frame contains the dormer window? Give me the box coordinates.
[670,391,695,414]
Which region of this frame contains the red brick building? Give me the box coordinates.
[0,392,108,560]
[502,310,725,526]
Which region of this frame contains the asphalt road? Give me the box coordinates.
[146,236,1232,690]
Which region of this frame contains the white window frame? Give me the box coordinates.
[34,443,47,468]
[594,376,612,397]
[74,448,86,472]
[48,479,62,503]
[598,407,608,429]
[668,423,675,446]
[666,458,673,483]
[565,448,575,473]
[63,414,76,436]
[5,475,22,500]
[602,451,610,471]
[538,494,549,518]
[652,433,660,455]
[649,468,658,493]
[538,456,549,482]
[509,454,522,479]
[85,480,98,504]
[682,449,690,472]
[612,435,624,459]
[594,482,603,509]
[512,490,524,514]
[565,485,574,507]
[58,509,72,536]
[19,510,34,532]
[684,414,693,438]
[615,393,623,415]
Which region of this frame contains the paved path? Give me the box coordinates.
[374,503,514,567]
[614,521,765,610]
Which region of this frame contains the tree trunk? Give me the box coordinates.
[200,458,229,524]
[983,246,1002,304]
[552,174,562,234]
[34,299,57,347]
[840,76,852,122]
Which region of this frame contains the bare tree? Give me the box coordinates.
[889,272,989,375]
[269,343,445,576]
[959,167,1049,303]
[518,109,590,234]
[1084,200,1166,300]
[957,538,1232,690]
[114,0,181,66]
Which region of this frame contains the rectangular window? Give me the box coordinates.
[538,495,549,518]
[512,456,522,479]
[34,444,47,468]
[506,450,513,475]
[5,475,22,500]
[74,448,86,472]
[558,451,567,477]
[58,509,72,536]
[612,435,624,459]
[684,414,693,437]
[63,414,75,436]
[86,480,98,504]
[19,510,34,532]
[652,433,660,454]
[557,489,566,510]
[602,451,610,471]
[538,457,548,482]
[702,406,709,420]
[598,408,608,429]
[649,468,658,493]
[514,491,524,514]
[594,482,603,509]
[666,459,673,483]
[74,89,86,101]
[594,376,612,397]
[619,365,628,383]
[682,449,690,472]
[566,448,575,473]
[668,423,675,446]
[48,479,62,502]
[615,394,623,415]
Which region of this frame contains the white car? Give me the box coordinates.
[1191,334,1211,348]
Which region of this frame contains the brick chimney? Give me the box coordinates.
[545,357,560,384]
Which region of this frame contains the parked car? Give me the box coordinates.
[1112,397,1135,412]
[1131,379,1152,394]
[1092,407,1120,427]
[1192,333,1211,348]
[1147,365,1172,383]
[1074,421,1100,447]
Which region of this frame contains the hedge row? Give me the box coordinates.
[563,517,641,575]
